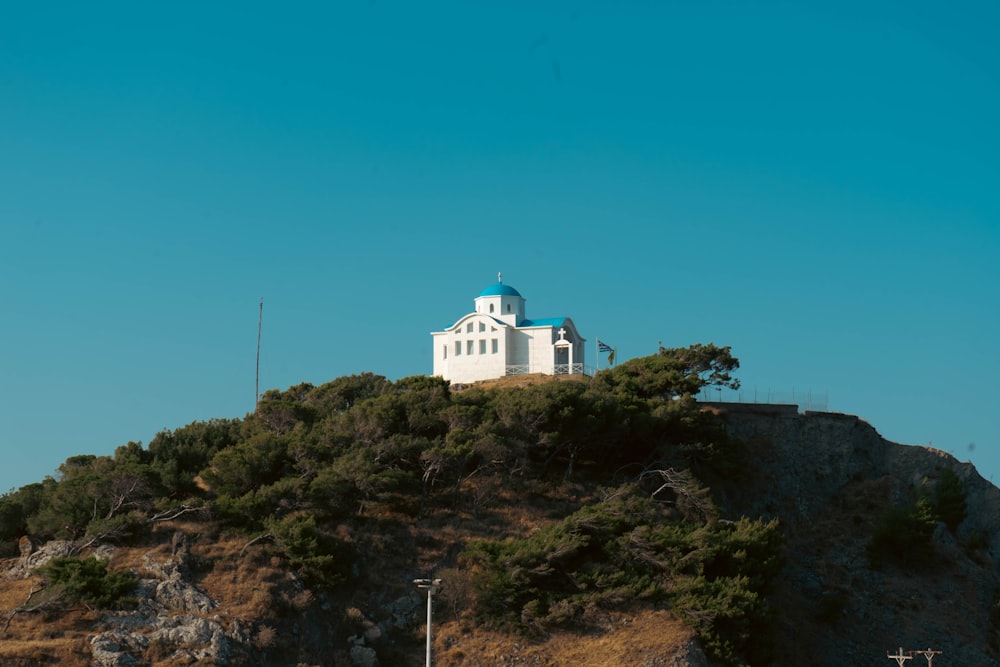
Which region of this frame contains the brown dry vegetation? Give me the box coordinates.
[434,610,695,666]
[0,585,93,666]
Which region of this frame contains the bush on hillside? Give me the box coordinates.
[932,467,967,531]
[867,495,937,569]
[267,514,356,590]
[37,556,138,610]
[462,484,782,666]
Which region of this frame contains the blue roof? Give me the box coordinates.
[479,282,522,297]
[520,317,566,328]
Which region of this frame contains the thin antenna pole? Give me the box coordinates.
[256,298,263,407]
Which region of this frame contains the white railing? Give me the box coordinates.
[506,363,591,377]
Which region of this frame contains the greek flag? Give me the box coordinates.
[598,340,613,353]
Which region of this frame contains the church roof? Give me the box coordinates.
[478,281,522,297]
[520,317,566,328]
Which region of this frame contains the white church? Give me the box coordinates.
[431,275,587,385]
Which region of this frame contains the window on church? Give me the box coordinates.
[479,339,486,354]
[455,341,461,355]
[507,304,511,312]
[479,322,485,332]
[467,340,474,355]
[492,339,498,353]
[443,345,447,359]
[467,322,473,333]
[489,303,494,313]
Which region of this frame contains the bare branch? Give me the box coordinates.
[240,532,275,557]
[3,583,62,634]
[147,505,208,524]
[639,467,718,524]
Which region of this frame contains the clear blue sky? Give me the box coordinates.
[1,1,997,494]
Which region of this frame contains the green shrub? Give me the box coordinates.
[268,514,355,589]
[932,468,967,531]
[37,556,138,609]
[867,496,937,569]
[212,490,275,531]
[462,486,782,666]
[674,574,775,666]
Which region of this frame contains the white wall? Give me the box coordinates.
[432,314,508,384]
[525,327,556,375]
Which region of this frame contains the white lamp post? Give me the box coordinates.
[413,578,442,667]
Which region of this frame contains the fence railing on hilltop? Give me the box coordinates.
[696,387,829,413]
[505,363,593,377]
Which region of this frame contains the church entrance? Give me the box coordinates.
[554,345,570,374]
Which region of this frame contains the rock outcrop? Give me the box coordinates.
[87,549,247,666]
[715,405,1000,666]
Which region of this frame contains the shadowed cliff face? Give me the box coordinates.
[715,406,1000,666]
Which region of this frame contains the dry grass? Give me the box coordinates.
[433,610,695,666]
[0,597,95,666]
[0,637,90,666]
[0,572,38,610]
[194,533,286,619]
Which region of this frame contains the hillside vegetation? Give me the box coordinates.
[1,343,996,666]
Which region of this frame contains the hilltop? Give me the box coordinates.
[1,345,997,666]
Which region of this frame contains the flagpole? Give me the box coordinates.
[256,298,263,407]
[596,339,600,372]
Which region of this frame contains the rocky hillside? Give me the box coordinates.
[1,360,997,666]
[717,404,1000,665]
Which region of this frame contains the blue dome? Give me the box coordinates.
[479,282,522,297]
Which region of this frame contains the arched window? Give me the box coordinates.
[490,303,494,313]
[507,304,511,312]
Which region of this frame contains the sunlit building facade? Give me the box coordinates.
[431,277,586,384]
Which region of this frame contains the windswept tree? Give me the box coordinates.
[657,343,740,392]
[596,343,740,402]
[24,454,157,541]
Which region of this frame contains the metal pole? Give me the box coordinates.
[414,578,442,667]
[255,298,263,407]
[425,587,433,667]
